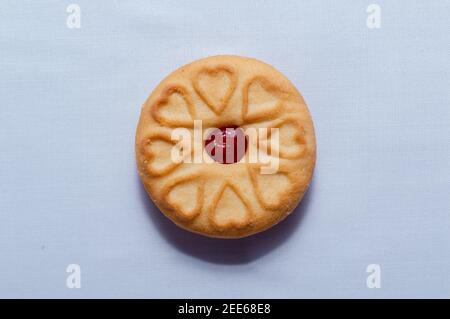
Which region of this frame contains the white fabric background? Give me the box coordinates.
[0,1,449,298]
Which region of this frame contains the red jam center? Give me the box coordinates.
[205,126,248,164]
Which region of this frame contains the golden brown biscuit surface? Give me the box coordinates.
[136,55,316,238]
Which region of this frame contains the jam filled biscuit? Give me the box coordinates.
[136,55,316,238]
